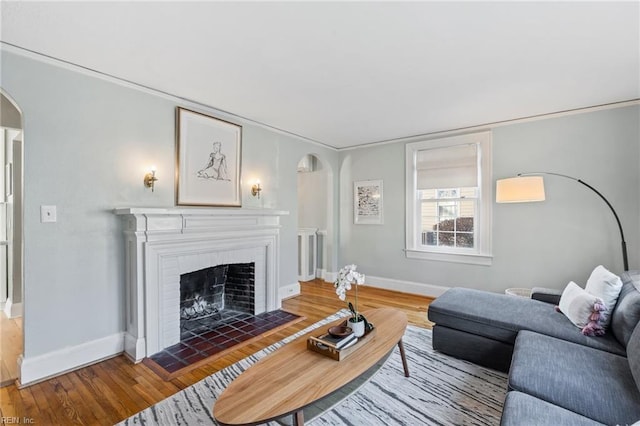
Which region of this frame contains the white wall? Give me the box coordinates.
[0,49,340,365]
[340,105,640,295]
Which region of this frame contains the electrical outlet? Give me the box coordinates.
[41,205,57,223]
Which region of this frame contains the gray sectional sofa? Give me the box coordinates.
[427,270,640,425]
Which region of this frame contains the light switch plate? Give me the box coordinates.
[41,205,57,223]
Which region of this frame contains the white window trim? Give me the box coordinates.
[405,131,493,266]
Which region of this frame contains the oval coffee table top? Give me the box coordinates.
[213,307,408,425]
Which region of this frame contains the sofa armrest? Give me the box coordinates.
[531,287,562,305]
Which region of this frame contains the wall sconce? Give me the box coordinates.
[144,166,158,192]
[251,179,262,198]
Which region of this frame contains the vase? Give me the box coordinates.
[349,318,366,337]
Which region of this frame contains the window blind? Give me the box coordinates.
[416,143,478,190]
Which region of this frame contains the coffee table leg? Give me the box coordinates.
[397,339,410,377]
[293,410,304,426]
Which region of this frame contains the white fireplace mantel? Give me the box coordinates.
[115,207,289,362]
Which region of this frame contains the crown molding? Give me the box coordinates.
[0,42,338,152]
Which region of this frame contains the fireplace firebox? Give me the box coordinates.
[180,263,255,334]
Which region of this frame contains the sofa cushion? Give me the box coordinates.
[500,391,605,426]
[628,322,640,393]
[428,288,625,355]
[584,265,623,329]
[508,331,640,425]
[610,270,640,347]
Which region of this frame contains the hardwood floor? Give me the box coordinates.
[0,311,22,387]
[0,279,434,425]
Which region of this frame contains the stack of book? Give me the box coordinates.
[307,329,366,360]
[317,331,358,350]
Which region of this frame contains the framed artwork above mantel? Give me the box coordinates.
[176,107,242,207]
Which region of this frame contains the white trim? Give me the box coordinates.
[0,43,336,151]
[323,270,337,283]
[4,44,636,153]
[17,332,124,387]
[279,282,301,300]
[365,275,450,298]
[340,99,640,152]
[297,228,318,281]
[404,249,493,266]
[316,268,327,280]
[405,131,493,265]
[3,298,22,318]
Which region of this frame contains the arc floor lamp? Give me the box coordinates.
[496,172,629,271]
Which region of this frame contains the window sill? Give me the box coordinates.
[404,249,493,266]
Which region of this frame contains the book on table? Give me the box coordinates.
[307,326,376,360]
[317,332,357,349]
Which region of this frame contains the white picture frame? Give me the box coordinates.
[354,179,383,225]
[176,107,242,207]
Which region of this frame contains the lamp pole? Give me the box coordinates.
[518,172,629,271]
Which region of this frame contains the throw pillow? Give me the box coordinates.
[557,281,607,336]
[584,265,623,329]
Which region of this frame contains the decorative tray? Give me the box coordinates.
[307,322,376,361]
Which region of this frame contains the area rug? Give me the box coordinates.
[118,310,507,425]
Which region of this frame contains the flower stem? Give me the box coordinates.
[354,282,358,320]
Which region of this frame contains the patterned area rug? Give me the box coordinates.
[119,310,507,425]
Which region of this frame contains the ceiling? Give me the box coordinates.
[1,1,638,149]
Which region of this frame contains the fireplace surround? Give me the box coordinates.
[115,208,288,362]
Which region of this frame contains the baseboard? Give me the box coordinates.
[279,282,301,300]
[322,270,337,283]
[3,298,22,318]
[365,275,449,298]
[17,332,125,387]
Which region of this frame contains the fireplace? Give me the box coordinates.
[115,208,288,361]
[180,263,255,332]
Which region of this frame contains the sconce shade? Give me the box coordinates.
[496,176,545,203]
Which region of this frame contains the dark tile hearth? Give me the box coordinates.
[149,309,301,374]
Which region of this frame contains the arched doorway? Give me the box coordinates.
[0,90,24,387]
[296,154,334,283]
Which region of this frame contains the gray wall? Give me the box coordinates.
[1,46,638,362]
[0,50,340,358]
[340,105,639,293]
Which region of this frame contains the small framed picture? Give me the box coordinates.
[176,107,242,207]
[354,180,383,224]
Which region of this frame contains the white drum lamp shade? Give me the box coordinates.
[495,176,545,203]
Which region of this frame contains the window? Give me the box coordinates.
[405,131,492,265]
[421,187,476,248]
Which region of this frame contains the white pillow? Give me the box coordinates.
[584,265,623,328]
[558,281,606,336]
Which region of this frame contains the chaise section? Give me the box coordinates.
[429,270,640,423]
[500,391,604,426]
[508,330,640,425]
[428,287,625,371]
[429,325,515,372]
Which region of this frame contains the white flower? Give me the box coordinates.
[334,264,365,317]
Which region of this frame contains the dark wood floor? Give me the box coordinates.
[0,279,434,425]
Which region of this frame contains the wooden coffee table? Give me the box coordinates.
[213,308,409,426]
